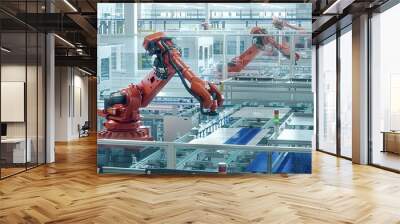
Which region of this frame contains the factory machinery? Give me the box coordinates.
[216,19,312,106]
[98,23,312,174]
[98,104,313,174]
[98,31,223,140]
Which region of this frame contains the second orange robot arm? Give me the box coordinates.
[227,27,300,73]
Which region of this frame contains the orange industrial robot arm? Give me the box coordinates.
[272,16,305,32]
[227,27,300,73]
[98,32,224,140]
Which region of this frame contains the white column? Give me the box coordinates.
[312,45,317,150]
[46,32,55,163]
[352,14,369,164]
[222,34,227,80]
[133,3,138,75]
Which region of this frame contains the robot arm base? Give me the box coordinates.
[98,127,152,140]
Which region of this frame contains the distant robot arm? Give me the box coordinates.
[272,16,305,32]
[227,27,300,73]
[99,32,224,140]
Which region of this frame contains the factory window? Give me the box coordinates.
[116,20,124,34]
[99,20,107,34]
[204,47,208,60]
[199,46,203,60]
[240,41,245,53]
[111,48,117,70]
[101,58,110,80]
[138,21,143,30]
[317,36,337,155]
[183,48,189,59]
[213,41,223,54]
[138,53,153,70]
[115,4,124,17]
[107,21,112,34]
[227,41,237,55]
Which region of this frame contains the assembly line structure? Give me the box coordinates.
[97,138,311,174]
[97,104,313,174]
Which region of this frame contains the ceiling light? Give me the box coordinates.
[63,0,78,12]
[78,67,93,76]
[1,47,11,53]
[323,0,354,15]
[54,34,75,48]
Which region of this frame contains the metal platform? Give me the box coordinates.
[287,115,314,127]
[231,107,291,120]
[277,129,313,142]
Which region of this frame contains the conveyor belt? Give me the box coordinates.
[223,128,270,173]
[245,152,282,173]
[273,153,311,173]
[221,128,311,173]
[245,152,311,173]
[224,128,262,145]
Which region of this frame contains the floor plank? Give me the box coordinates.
[1,136,400,224]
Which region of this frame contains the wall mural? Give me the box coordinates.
[97,3,313,175]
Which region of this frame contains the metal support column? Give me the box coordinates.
[166,144,176,169]
[352,14,369,164]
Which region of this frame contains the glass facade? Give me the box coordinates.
[370,4,400,171]
[0,1,46,179]
[317,36,337,154]
[97,3,313,175]
[316,25,353,159]
[339,28,352,158]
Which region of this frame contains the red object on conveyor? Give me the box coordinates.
[98,32,224,140]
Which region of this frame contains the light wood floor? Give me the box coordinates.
[1,136,400,224]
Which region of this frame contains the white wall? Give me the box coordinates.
[1,63,46,163]
[55,67,89,141]
[1,65,39,137]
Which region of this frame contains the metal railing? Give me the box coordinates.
[97,139,311,174]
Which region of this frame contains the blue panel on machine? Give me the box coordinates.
[274,153,312,173]
[245,152,281,173]
[222,128,311,173]
[223,128,268,173]
[224,128,262,145]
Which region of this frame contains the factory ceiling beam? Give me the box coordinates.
[66,13,97,46]
[51,0,97,47]
[96,0,307,2]
[322,0,356,14]
[312,0,388,43]
[55,55,96,71]
[312,15,335,34]
[13,13,82,32]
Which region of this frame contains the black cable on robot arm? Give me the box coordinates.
[160,40,210,115]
